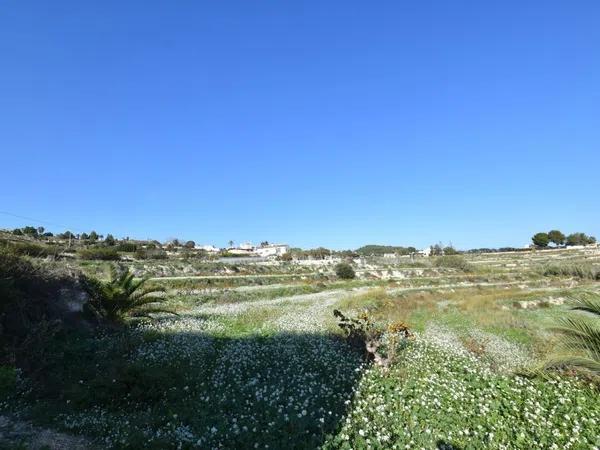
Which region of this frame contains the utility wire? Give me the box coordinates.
[0,210,86,234]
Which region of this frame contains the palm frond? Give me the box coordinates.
[80,265,175,324]
[569,293,600,318]
[545,291,600,377]
[544,355,600,375]
[129,284,165,301]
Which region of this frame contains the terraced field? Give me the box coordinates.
[3,248,600,449]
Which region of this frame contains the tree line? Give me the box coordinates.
[532,230,596,248]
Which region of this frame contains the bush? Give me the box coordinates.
[542,263,600,280]
[135,248,167,260]
[443,246,460,255]
[2,240,58,258]
[0,251,67,371]
[81,266,172,324]
[0,365,17,399]
[78,247,120,261]
[546,292,600,376]
[116,242,138,252]
[335,262,356,279]
[279,252,293,261]
[433,255,472,272]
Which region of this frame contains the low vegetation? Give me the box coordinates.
[81,266,172,323]
[433,254,473,272]
[546,292,600,376]
[78,247,120,261]
[1,240,599,448]
[335,262,356,279]
[542,263,600,280]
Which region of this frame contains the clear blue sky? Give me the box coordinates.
[1,1,599,250]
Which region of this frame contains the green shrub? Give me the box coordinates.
[135,248,167,260]
[546,292,600,376]
[0,365,17,398]
[116,242,138,252]
[433,255,472,272]
[279,252,293,261]
[81,266,173,324]
[78,247,120,261]
[542,263,600,280]
[0,251,66,371]
[335,262,356,279]
[443,246,460,255]
[2,240,58,258]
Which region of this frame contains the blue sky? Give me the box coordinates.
[1,1,599,250]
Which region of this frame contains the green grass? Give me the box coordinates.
[4,249,600,449]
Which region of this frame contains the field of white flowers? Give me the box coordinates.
[3,260,600,450]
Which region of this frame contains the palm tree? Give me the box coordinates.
[82,265,175,323]
[546,292,600,376]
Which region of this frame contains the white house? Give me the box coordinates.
[201,245,220,253]
[239,242,255,250]
[256,244,289,257]
[418,247,432,257]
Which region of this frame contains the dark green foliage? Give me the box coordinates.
[89,231,99,242]
[135,248,167,260]
[532,232,550,247]
[78,247,120,260]
[10,226,46,238]
[80,266,172,323]
[430,244,444,256]
[548,230,565,246]
[307,247,331,259]
[116,242,138,252]
[184,240,196,249]
[443,246,459,255]
[0,365,17,398]
[355,245,416,256]
[104,234,116,246]
[2,241,59,258]
[21,226,38,237]
[335,262,356,279]
[547,292,600,376]
[0,251,67,371]
[334,309,378,349]
[542,263,600,280]
[466,247,530,253]
[433,255,472,272]
[566,232,596,246]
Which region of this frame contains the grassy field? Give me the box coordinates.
[2,248,600,449]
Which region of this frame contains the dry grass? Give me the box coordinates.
[333,284,586,360]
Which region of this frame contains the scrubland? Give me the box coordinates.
[1,247,599,449]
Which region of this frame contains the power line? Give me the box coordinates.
[0,210,86,233]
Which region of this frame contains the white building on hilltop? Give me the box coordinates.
[256,244,289,257]
[418,247,432,257]
[239,242,255,250]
